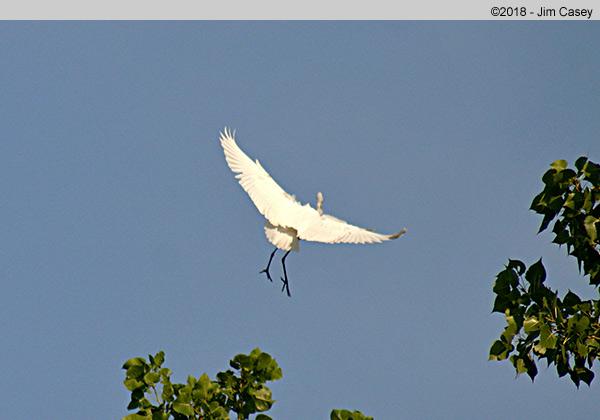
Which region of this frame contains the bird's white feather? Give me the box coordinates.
[220,128,315,229]
[219,128,406,249]
[264,221,299,251]
[300,215,406,244]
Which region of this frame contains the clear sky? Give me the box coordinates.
[1,22,599,419]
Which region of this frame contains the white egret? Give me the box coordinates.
[219,128,406,296]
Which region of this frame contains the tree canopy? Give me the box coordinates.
[490,157,600,386]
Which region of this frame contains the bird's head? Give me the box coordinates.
[316,192,324,215]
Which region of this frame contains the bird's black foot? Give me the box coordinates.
[260,248,278,282]
[280,276,291,297]
[259,268,273,282]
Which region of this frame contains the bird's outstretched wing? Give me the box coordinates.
[220,128,314,228]
[220,127,406,244]
[300,214,407,244]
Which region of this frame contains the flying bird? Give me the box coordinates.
[219,128,406,296]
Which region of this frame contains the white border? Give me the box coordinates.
[0,0,598,20]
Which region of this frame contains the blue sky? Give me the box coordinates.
[1,22,599,419]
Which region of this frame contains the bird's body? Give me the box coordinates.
[219,128,406,295]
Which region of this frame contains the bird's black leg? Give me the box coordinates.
[259,248,277,282]
[280,250,292,297]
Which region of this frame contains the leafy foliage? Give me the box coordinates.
[490,157,600,386]
[122,349,372,420]
[122,348,280,420]
[531,157,600,284]
[330,409,373,420]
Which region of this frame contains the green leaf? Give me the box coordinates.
[492,294,510,313]
[128,389,144,409]
[254,391,274,411]
[510,355,537,380]
[494,269,516,295]
[176,386,192,404]
[533,342,547,355]
[256,415,273,420]
[143,372,160,386]
[525,357,538,381]
[559,169,577,182]
[513,356,527,374]
[122,414,151,420]
[584,160,600,183]
[123,357,148,370]
[137,397,152,409]
[172,402,194,416]
[539,325,557,349]
[570,315,590,333]
[556,355,569,377]
[563,290,582,306]
[582,189,593,212]
[552,220,570,245]
[563,192,578,210]
[331,409,373,420]
[538,213,554,233]
[530,191,547,212]
[578,367,595,386]
[551,160,568,171]
[161,382,174,401]
[503,312,518,341]
[231,353,251,370]
[526,259,546,286]
[205,403,230,420]
[489,340,510,361]
[583,216,598,242]
[576,340,589,358]
[153,351,165,367]
[159,368,172,381]
[575,156,588,172]
[126,365,147,380]
[523,317,540,333]
[186,375,197,387]
[195,373,212,401]
[124,378,145,391]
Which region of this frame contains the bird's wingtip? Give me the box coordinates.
[219,126,236,142]
[389,228,407,240]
